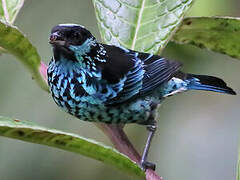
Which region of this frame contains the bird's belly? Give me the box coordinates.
[51,89,152,124]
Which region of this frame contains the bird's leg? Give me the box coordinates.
[140,120,157,171]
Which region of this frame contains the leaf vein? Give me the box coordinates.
[95,1,137,26]
[131,0,147,50]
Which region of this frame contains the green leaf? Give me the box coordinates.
[93,0,193,54]
[0,0,24,24]
[0,20,48,91]
[172,17,240,59]
[0,116,144,177]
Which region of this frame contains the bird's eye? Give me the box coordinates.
[73,32,81,39]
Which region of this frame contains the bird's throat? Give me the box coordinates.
[53,45,77,62]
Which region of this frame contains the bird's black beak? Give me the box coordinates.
[49,32,65,46]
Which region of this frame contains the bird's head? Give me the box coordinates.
[49,24,96,61]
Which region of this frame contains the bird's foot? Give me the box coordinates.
[140,160,156,171]
[140,120,157,171]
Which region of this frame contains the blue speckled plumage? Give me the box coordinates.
[47,24,236,170]
[47,24,236,125]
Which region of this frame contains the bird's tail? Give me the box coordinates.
[186,74,236,95]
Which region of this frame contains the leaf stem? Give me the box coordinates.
[2,0,10,23]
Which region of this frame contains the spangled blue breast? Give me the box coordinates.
[48,58,91,117]
[47,59,152,124]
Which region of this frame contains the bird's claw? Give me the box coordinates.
[140,161,156,171]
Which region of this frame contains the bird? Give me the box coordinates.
[47,23,236,171]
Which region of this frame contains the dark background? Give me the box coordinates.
[0,0,239,179]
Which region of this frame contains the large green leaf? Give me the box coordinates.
[0,0,24,24]
[0,116,144,177]
[0,20,48,91]
[0,0,24,54]
[93,0,193,54]
[173,17,240,59]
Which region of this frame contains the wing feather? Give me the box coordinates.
[97,45,182,105]
[140,59,182,95]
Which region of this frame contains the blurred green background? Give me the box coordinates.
[0,0,240,180]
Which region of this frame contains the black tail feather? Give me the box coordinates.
[186,74,236,95]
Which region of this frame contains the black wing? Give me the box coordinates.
[97,45,182,104]
[138,52,182,96]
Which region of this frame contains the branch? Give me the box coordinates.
[146,169,163,180]
[95,123,141,163]
[96,123,163,180]
[39,61,48,82]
